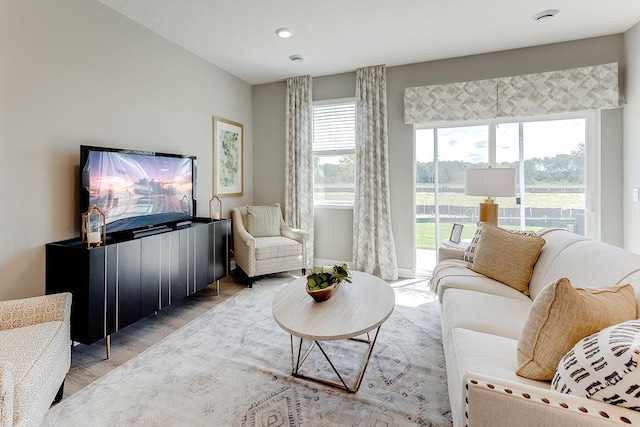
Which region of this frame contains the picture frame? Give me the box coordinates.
[449,223,464,243]
[213,116,244,197]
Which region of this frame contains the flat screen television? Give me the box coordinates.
[80,145,197,236]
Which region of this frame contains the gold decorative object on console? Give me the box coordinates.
[209,195,222,220]
[81,205,106,248]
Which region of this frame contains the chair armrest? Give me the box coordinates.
[234,224,256,250]
[0,364,13,427]
[465,372,636,426]
[0,293,72,331]
[231,208,256,251]
[438,247,465,262]
[281,224,309,245]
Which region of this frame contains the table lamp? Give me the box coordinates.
[465,167,516,226]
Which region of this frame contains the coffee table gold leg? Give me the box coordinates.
[290,335,295,373]
[290,326,382,393]
[353,326,381,392]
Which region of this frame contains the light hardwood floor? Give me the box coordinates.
[61,271,250,399]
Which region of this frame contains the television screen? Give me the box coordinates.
[80,146,196,235]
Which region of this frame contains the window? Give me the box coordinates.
[313,99,355,205]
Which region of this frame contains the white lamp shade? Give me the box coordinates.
[465,168,516,197]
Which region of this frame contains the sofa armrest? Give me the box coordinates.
[465,372,636,427]
[438,247,465,262]
[0,363,13,427]
[0,293,72,332]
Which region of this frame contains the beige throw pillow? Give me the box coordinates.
[246,205,281,237]
[516,278,637,381]
[470,223,545,295]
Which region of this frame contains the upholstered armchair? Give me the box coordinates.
[0,292,72,427]
[231,204,309,280]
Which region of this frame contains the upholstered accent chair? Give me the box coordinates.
[0,292,72,427]
[231,204,309,281]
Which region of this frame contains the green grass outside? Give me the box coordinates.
[416,222,544,250]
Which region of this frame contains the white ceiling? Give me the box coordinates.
[97,0,640,85]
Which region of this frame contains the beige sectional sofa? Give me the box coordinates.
[0,293,72,427]
[430,227,640,427]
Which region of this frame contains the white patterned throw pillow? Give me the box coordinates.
[552,319,640,412]
[463,223,484,263]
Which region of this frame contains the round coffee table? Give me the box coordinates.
[272,271,395,392]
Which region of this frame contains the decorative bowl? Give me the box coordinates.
[306,281,341,302]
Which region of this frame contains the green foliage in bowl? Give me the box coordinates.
[306,263,351,291]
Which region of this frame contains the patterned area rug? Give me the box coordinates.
[43,276,452,426]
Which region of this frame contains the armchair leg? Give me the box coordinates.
[54,381,65,403]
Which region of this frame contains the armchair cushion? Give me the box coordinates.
[255,237,303,260]
[246,205,281,237]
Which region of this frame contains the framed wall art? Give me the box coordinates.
[213,116,244,197]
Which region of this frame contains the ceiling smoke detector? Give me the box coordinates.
[289,55,304,63]
[532,9,559,22]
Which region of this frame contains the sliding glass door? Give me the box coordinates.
[415,115,594,276]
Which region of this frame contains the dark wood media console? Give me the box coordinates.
[46,218,230,358]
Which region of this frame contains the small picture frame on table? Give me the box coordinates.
[449,223,463,243]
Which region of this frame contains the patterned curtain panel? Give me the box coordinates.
[403,62,621,124]
[404,78,497,123]
[285,75,314,268]
[353,65,398,280]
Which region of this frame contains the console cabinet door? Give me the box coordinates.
[117,239,141,330]
[211,219,230,282]
[194,224,210,292]
[46,244,107,345]
[140,235,161,317]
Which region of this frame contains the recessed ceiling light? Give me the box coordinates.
[532,9,559,23]
[276,28,293,38]
[289,55,304,63]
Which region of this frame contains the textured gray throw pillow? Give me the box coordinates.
[246,205,281,237]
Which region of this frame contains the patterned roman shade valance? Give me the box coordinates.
[404,62,621,124]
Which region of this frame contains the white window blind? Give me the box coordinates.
[313,101,355,153]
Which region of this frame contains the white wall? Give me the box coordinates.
[0,0,253,300]
[624,23,640,252]
[253,35,625,276]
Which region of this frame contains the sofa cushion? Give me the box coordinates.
[470,223,545,295]
[254,236,301,260]
[552,319,640,412]
[246,205,281,237]
[516,278,637,381]
[441,289,532,340]
[431,260,531,302]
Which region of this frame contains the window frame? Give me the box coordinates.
[312,97,356,208]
